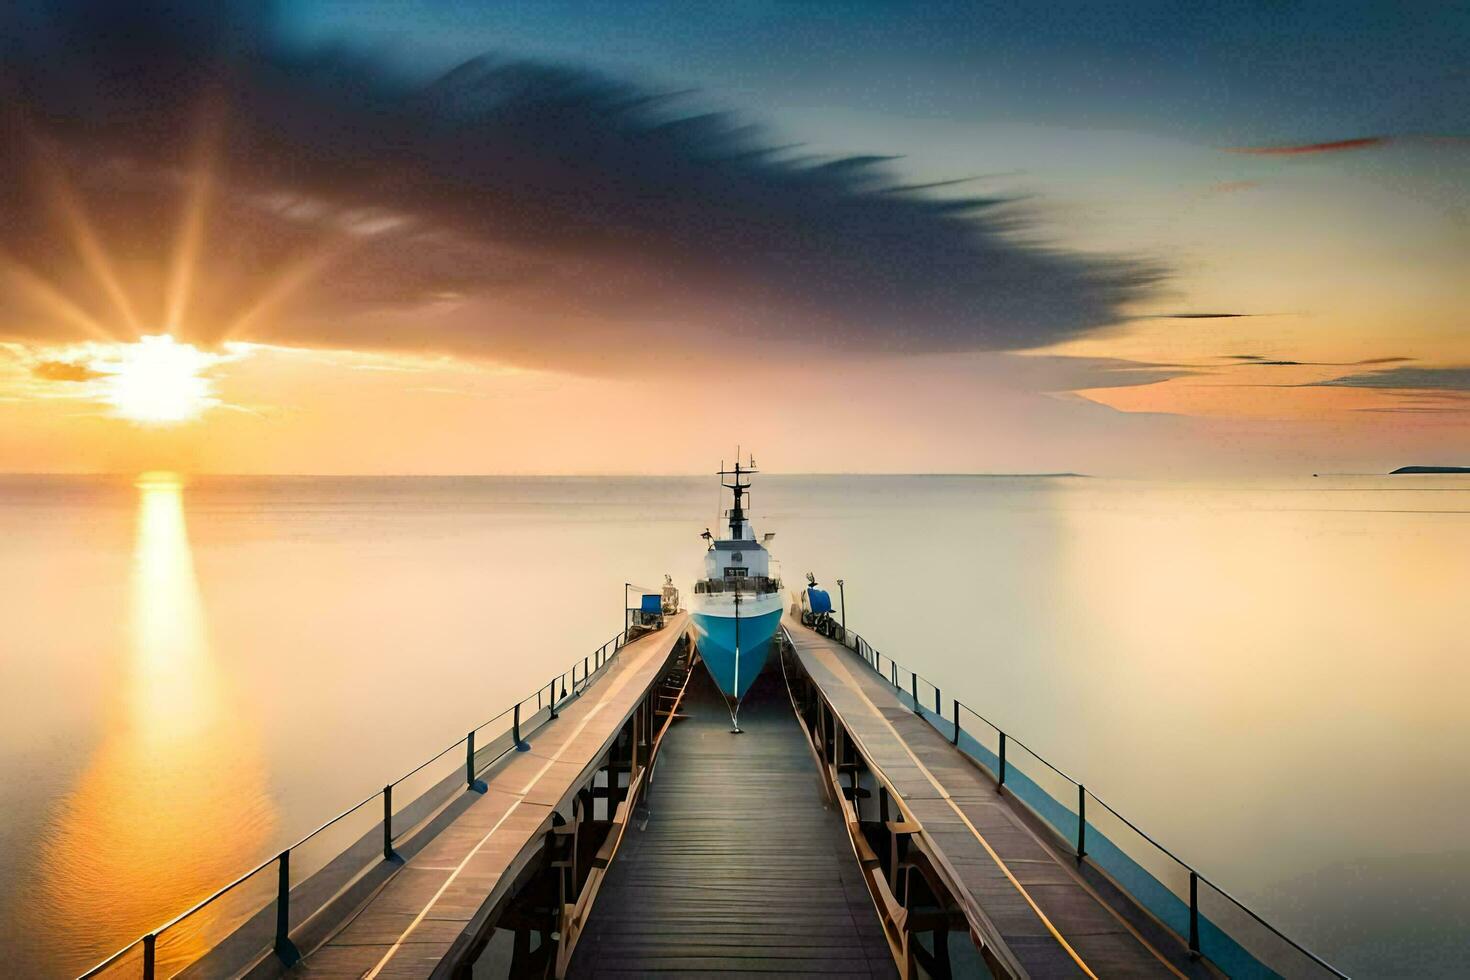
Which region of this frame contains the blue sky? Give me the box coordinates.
[283,1,1469,142]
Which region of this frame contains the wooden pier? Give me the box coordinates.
[89,600,1342,980]
[566,648,895,977]
[279,614,690,978]
[783,613,1201,979]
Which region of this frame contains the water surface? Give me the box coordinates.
[1,473,1465,976]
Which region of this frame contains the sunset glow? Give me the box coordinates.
[95,336,219,425]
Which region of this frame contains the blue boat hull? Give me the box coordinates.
[690,605,782,700]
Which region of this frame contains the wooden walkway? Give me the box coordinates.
[785,614,1197,980]
[567,655,896,978]
[286,614,687,979]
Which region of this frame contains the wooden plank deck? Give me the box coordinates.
[286,614,688,979]
[567,653,897,979]
[785,614,1196,980]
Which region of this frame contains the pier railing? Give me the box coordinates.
[832,626,1347,980]
[79,627,637,980]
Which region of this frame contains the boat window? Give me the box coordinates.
[724,567,748,578]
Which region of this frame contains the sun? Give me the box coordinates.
[97,335,219,424]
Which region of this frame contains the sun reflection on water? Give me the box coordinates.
[33,473,275,971]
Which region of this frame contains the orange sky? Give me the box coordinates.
[1,4,1466,475]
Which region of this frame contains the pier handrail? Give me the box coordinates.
[78,626,636,980]
[829,624,1349,980]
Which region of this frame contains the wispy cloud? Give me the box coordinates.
[1226,137,1387,155]
[1313,366,1470,391]
[1225,135,1470,156]
[999,355,1194,392]
[31,359,104,382]
[0,1,1162,375]
[1142,313,1260,320]
[1221,355,1412,367]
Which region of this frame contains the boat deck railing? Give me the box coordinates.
[692,575,782,595]
[79,627,640,980]
[828,624,1348,980]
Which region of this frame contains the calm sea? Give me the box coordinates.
[1,474,1465,976]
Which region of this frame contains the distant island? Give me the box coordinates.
[1390,466,1470,474]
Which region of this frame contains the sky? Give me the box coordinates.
[0,0,1466,475]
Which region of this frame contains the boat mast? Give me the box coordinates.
[719,457,755,540]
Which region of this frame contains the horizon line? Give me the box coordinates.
[0,470,1094,479]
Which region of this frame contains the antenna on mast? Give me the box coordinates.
[718,451,757,541]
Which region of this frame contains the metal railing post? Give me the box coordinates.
[274,850,291,961]
[1189,871,1201,956]
[998,732,1007,787]
[514,703,530,751]
[952,699,960,745]
[1077,786,1087,862]
[934,686,941,715]
[142,934,156,980]
[584,655,589,682]
[549,679,559,719]
[466,732,475,786]
[911,671,920,714]
[383,785,393,859]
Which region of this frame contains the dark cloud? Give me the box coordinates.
[0,1,1161,374]
[1313,366,1470,391]
[31,359,103,382]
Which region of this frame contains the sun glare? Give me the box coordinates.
[97,335,218,424]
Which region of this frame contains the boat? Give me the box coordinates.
[688,457,783,717]
[623,576,681,640]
